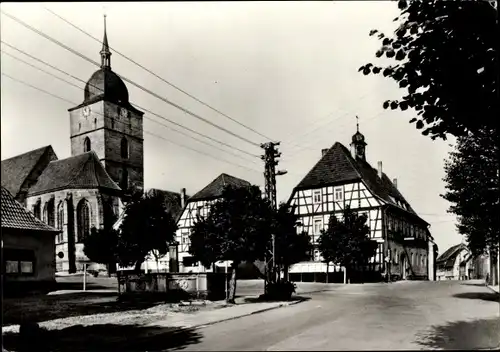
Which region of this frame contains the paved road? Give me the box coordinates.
[181,280,499,351]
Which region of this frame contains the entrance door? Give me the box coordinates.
[400,253,407,279]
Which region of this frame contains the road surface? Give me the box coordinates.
[181,280,499,350]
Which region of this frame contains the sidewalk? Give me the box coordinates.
[146,296,305,330]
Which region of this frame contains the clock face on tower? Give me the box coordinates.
[82,106,91,117]
[120,108,129,118]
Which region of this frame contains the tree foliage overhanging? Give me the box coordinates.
[360,0,498,140]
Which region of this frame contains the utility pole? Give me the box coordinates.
[261,142,287,285]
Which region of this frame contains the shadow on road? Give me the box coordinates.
[242,296,311,304]
[3,323,202,352]
[415,318,500,350]
[453,292,500,303]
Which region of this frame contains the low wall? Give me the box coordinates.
[117,272,227,301]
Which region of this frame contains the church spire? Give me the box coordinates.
[100,14,111,69]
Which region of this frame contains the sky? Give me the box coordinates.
[0,1,461,253]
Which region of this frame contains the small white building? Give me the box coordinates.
[436,243,471,281]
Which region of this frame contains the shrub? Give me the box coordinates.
[266,280,296,301]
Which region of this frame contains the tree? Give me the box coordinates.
[189,185,274,303]
[317,207,377,284]
[83,226,120,271]
[442,128,499,257]
[359,0,498,140]
[272,203,312,282]
[116,191,178,271]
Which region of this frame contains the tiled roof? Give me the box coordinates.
[27,151,121,196]
[1,186,59,232]
[1,145,56,198]
[293,142,422,219]
[146,188,190,221]
[189,173,252,202]
[437,243,468,267]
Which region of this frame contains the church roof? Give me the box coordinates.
[1,186,59,233]
[189,173,252,202]
[293,142,423,220]
[1,145,57,198]
[27,151,121,197]
[437,243,468,267]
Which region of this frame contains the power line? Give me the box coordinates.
[0,10,262,148]
[280,93,373,148]
[1,50,258,165]
[1,71,263,175]
[43,6,274,143]
[0,41,259,160]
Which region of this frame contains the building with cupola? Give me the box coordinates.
[1,18,185,274]
[286,121,438,282]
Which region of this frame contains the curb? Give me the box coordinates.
[486,285,500,294]
[189,297,307,329]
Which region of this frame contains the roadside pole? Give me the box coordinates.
[83,263,87,291]
[225,261,228,300]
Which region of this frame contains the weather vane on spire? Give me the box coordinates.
[100,8,111,69]
[356,115,359,133]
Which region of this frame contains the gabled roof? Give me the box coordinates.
[1,145,57,198]
[146,188,190,221]
[27,151,121,197]
[293,142,422,219]
[1,186,59,232]
[189,173,252,202]
[436,243,468,267]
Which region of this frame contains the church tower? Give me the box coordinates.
[67,16,144,192]
[350,116,367,161]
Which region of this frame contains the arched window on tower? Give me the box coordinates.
[57,201,64,243]
[77,199,90,242]
[121,168,129,190]
[84,137,91,152]
[121,137,129,159]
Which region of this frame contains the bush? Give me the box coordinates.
[266,280,296,301]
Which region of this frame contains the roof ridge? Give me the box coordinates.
[1,145,52,162]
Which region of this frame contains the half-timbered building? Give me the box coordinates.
[175,173,251,273]
[287,127,437,282]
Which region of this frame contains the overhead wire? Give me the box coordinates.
[0,10,262,148]
[0,40,259,160]
[1,71,263,175]
[43,6,275,143]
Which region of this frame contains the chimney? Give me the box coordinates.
[321,148,329,157]
[393,178,398,189]
[180,188,186,208]
[377,161,383,179]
